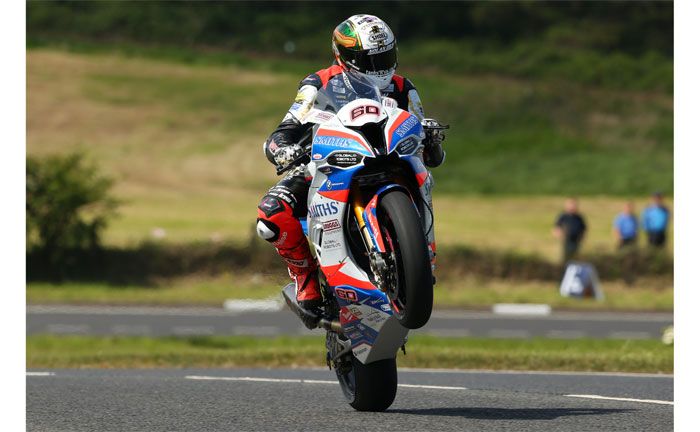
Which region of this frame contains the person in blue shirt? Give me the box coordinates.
[613,201,638,248]
[641,192,670,248]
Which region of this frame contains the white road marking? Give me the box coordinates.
[297,379,336,385]
[184,375,467,390]
[397,367,673,378]
[492,303,551,316]
[187,376,300,383]
[26,372,55,376]
[566,394,673,405]
[223,298,284,312]
[398,384,467,390]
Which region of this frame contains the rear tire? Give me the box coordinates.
[378,190,433,329]
[337,357,397,412]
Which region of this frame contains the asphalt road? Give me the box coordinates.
[26,367,673,431]
[27,304,673,339]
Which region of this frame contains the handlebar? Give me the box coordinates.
[423,122,450,131]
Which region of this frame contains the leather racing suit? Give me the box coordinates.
[256,64,444,307]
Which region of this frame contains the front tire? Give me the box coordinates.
[336,357,397,412]
[378,190,433,329]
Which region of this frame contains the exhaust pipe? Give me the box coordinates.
[282,283,343,333]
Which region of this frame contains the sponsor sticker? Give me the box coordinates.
[314,136,353,148]
[322,219,341,231]
[322,238,342,250]
[312,153,323,160]
[309,201,339,217]
[368,31,388,43]
[340,307,359,323]
[395,115,420,138]
[368,43,394,55]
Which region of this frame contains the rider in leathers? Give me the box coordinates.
[256,14,446,314]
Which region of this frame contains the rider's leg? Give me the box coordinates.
[256,175,322,310]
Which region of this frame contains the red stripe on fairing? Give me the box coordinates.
[386,111,411,152]
[317,128,373,154]
[318,189,349,202]
[321,263,376,290]
[416,171,428,187]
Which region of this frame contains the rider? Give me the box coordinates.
[256,14,446,313]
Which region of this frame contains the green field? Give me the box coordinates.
[27,335,672,373]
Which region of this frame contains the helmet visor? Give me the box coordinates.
[339,44,397,74]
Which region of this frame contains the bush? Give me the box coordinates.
[26,153,118,279]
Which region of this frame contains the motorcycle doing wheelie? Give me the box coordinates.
[278,72,447,412]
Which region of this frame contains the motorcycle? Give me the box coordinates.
[277,72,447,412]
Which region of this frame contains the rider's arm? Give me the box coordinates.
[404,79,446,168]
[263,75,321,165]
[404,79,426,121]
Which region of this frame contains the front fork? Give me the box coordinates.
[351,177,437,289]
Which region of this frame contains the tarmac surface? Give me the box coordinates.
[27,304,673,339]
[26,367,673,431]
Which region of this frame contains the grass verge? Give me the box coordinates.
[27,335,672,374]
[27,274,673,312]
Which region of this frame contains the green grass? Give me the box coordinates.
[27,334,673,373]
[27,47,672,197]
[27,274,673,312]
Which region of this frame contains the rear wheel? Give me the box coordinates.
[378,190,433,329]
[336,356,397,412]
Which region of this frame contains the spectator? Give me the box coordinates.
[613,201,638,248]
[553,198,587,262]
[641,192,670,248]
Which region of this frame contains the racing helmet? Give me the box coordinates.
[332,14,397,90]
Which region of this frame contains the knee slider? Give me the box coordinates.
[256,218,280,242]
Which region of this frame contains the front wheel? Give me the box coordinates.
[379,190,433,329]
[336,357,397,412]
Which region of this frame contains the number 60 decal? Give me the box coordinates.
[335,287,358,301]
[350,105,380,121]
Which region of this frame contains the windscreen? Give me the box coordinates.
[314,70,381,114]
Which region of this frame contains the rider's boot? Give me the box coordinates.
[277,240,323,311]
[256,192,322,312]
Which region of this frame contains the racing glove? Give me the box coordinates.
[421,118,446,168]
[273,144,304,168]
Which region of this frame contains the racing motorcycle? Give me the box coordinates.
[278,72,447,412]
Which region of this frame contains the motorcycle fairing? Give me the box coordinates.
[305,98,433,364]
[334,285,408,364]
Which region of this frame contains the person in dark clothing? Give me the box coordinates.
[641,192,670,248]
[553,198,587,262]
